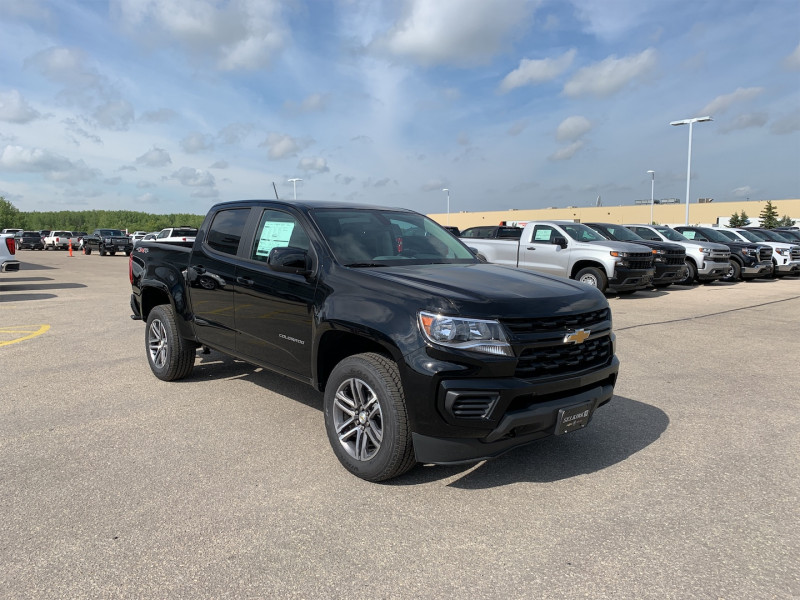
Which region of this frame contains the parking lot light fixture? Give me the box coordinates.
[670,116,712,225]
[647,170,655,224]
[442,188,450,225]
[288,178,303,200]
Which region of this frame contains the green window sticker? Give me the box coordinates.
[534,228,552,242]
[255,220,296,257]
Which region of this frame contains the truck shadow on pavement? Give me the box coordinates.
[0,279,87,302]
[190,353,668,488]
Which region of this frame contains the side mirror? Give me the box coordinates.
[553,236,568,249]
[268,246,312,275]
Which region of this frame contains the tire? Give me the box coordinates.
[677,260,696,285]
[145,304,196,381]
[125,250,131,256]
[99,246,106,256]
[722,260,741,282]
[109,251,116,256]
[574,266,608,292]
[84,247,91,255]
[324,353,416,482]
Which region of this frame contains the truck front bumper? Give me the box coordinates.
[775,260,800,275]
[741,261,773,278]
[608,267,654,291]
[410,357,619,464]
[697,260,729,281]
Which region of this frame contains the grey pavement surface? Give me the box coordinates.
[1,250,798,599]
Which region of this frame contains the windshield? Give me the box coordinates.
[698,228,732,243]
[98,229,125,236]
[758,230,792,243]
[561,223,607,242]
[714,229,739,242]
[777,230,800,241]
[734,229,764,242]
[654,226,688,242]
[591,224,641,242]
[311,208,477,266]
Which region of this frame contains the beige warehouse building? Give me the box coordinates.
[428,198,800,230]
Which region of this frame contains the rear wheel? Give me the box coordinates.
[145,305,195,381]
[84,247,92,255]
[109,251,116,256]
[324,353,416,482]
[99,245,106,256]
[574,266,608,292]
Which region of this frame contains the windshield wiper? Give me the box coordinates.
[345,262,389,268]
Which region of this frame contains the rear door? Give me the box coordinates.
[234,208,317,379]
[188,207,252,352]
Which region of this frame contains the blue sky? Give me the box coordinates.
[0,0,798,217]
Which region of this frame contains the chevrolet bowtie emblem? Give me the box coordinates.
[564,329,590,344]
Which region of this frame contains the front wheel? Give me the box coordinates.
[722,260,741,282]
[99,246,106,256]
[324,353,416,482]
[574,266,608,292]
[677,260,697,285]
[84,246,92,255]
[145,305,196,381]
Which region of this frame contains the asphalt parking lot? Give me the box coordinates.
[2,250,798,599]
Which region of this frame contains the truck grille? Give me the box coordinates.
[666,251,686,265]
[628,257,654,269]
[792,248,800,261]
[709,250,730,261]
[501,308,610,334]
[515,337,613,379]
[759,247,772,261]
[501,309,614,379]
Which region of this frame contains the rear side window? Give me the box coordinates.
[206,208,250,255]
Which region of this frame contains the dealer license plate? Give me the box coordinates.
[555,402,594,435]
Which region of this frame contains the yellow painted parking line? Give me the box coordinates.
[0,324,50,347]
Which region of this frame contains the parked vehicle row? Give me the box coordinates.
[462,221,800,293]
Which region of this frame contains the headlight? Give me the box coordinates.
[741,248,755,256]
[653,249,666,255]
[609,251,630,258]
[698,247,711,256]
[419,312,513,356]
[775,248,788,256]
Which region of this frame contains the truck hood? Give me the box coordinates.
[354,262,608,319]
[586,240,655,253]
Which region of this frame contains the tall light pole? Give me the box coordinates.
[670,116,712,225]
[288,178,302,200]
[647,170,655,225]
[442,188,450,225]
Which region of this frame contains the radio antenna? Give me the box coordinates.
[272,181,280,200]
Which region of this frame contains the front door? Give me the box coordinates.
[234,208,317,378]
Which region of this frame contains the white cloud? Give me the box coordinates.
[732,186,755,198]
[784,42,800,70]
[718,113,768,133]
[112,0,288,71]
[284,93,328,115]
[570,0,649,41]
[556,116,592,141]
[140,108,178,123]
[172,166,216,187]
[564,48,657,98]
[0,145,100,184]
[181,132,214,153]
[209,160,229,169]
[770,109,800,135]
[378,0,533,66]
[499,49,576,93]
[135,147,172,167]
[298,157,329,173]
[261,133,313,160]
[549,140,585,161]
[507,120,528,136]
[217,123,252,145]
[701,87,763,116]
[0,90,42,123]
[93,100,135,130]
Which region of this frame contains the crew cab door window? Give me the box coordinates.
[206,208,250,255]
[236,209,315,378]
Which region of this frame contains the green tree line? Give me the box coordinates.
[0,197,204,233]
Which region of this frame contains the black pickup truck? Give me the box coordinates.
[130,200,619,481]
[84,228,133,256]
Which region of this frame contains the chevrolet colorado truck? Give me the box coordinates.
[130,200,620,481]
[464,220,655,294]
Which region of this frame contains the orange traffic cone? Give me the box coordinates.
[68,239,73,257]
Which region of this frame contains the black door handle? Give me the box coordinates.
[236,276,254,286]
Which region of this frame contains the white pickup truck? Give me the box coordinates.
[1,233,21,272]
[464,220,655,293]
[43,230,76,250]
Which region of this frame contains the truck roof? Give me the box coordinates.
[209,199,416,213]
